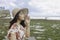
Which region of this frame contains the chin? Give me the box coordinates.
[21,19,24,20]
[19,18,24,20]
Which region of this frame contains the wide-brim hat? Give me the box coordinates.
[12,8,28,17]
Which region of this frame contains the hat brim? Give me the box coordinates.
[12,8,29,17]
[20,8,28,14]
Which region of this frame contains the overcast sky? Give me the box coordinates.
[0,0,60,17]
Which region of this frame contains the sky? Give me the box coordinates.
[0,0,60,17]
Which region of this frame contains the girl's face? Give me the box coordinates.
[18,13,25,20]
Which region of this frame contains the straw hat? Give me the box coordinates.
[12,8,28,17]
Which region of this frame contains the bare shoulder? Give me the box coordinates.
[13,23,17,26]
[11,23,17,29]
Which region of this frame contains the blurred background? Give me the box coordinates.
[0,0,60,40]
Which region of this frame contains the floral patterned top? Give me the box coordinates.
[7,23,26,40]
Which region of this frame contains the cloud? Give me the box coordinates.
[28,0,60,16]
[0,0,60,17]
[0,0,24,9]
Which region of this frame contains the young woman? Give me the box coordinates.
[7,8,30,40]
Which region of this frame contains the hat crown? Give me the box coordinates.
[12,8,28,17]
[12,8,20,17]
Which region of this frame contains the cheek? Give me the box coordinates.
[19,15,24,20]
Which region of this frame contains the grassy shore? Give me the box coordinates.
[0,19,60,40]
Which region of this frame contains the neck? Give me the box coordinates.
[16,19,21,25]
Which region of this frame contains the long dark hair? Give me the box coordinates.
[9,10,26,29]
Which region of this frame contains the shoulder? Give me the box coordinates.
[12,23,17,27]
[11,23,17,29]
